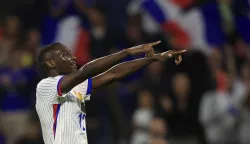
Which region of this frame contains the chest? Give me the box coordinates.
[58,92,87,113]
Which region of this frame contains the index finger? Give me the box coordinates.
[148,40,161,47]
[172,49,187,54]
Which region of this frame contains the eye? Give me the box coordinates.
[62,52,69,56]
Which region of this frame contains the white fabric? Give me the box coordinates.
[131,108,153,144]
[36,76,92,144]
[55,16,81,52]
[199,80,246,143]
[127,0,212,54]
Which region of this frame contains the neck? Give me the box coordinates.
[48,70,59,77]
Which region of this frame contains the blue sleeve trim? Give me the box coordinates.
[86,78,92,95]
[57,76,64,96]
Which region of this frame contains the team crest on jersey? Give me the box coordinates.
[74,91,83,101]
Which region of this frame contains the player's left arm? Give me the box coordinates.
[91,50,186,90]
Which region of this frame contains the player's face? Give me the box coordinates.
[54,45,77,74]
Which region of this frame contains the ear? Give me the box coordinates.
[45,60,56,68]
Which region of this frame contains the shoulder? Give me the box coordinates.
[37,76,63,90]
[37,77,56,86]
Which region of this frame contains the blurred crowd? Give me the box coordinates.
[0,0,250,144]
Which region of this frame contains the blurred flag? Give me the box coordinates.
[41,2,91,66]
[170,0,193,9]
[41,15,91,66]
[141,0,190,49]
[129,0,226,52]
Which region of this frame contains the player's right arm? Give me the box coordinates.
[59,41,161,94]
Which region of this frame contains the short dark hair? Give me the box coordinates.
[38,42,61,77]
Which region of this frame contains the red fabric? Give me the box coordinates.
[161,21,190,49]
[216,71,227,91]
[53,104,59,137]
[74,28,91,66]
[235,39,247,59]
[170,0,193,9]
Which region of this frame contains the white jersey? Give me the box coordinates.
[35,76,92,144]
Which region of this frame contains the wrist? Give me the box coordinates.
[152,53,163,61]
[125,45,142,56]
[143,54,160,63]
[122,49,130,56]
[124,47,133,56]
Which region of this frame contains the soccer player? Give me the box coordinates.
[36,41,185,144]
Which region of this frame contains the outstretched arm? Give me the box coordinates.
[60,41,160,93]
[92,50,186,90]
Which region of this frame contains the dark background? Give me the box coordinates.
[0,0,249,144]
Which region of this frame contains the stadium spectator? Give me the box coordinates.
[0,1,250,144]
[199,73,246,144]
[24,29,41,57]
[16,118,43,144]
[239,79,250,144]
[0,16,20,66]
[140,61,166,97]
[237,63,250,144]
[0,48,37,144]
[240,63,250,83]
[208,49,228,91]
[158,95,174,119]
[131,90,154,144]
[88,7,114,59]
[168,72,199,144]
[149,118,168,144]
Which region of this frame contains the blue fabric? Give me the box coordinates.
[227,105,240,117]
[0,68,36,111]
[41,1,90,46]
[0,135,4,144]
[41,15,59,45]
[233,0,250,14]
[235,15,250,43]
[199,1,226,46]
[142,0,168,24]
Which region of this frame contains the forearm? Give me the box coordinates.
[109,57,157,79]
[80,49,129,77]
[92,54,161,89]
[60,49,130,93]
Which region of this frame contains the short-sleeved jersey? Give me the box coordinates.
[35,76,92,144]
